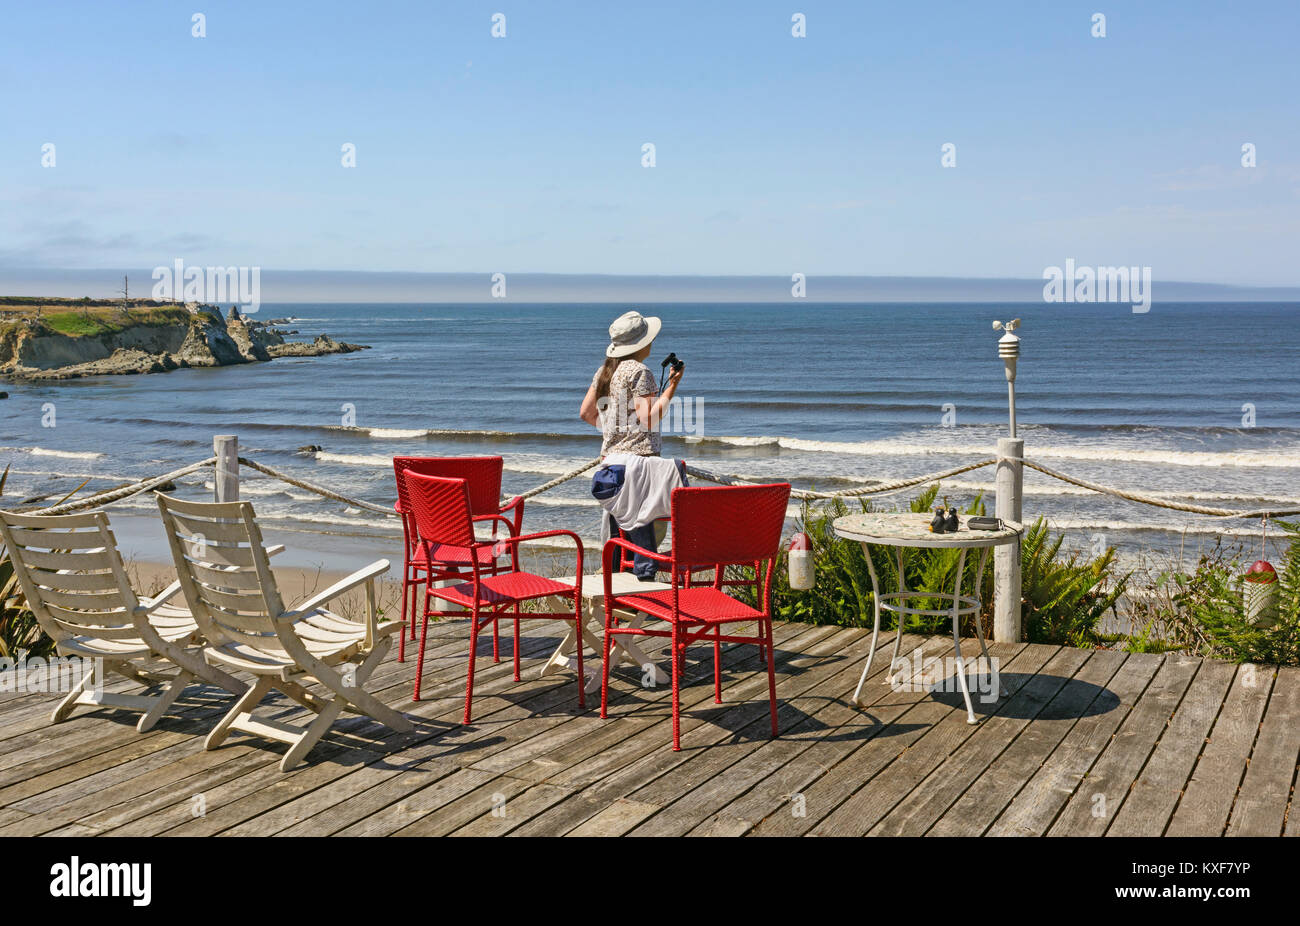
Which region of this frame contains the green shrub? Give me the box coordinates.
[1132,523,1300,665]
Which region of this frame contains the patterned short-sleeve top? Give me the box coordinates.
[592,360,661,457]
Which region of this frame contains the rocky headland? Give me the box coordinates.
[0,298,366,382]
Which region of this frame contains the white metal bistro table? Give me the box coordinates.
[831,512,1021,723]
[539,571,672,693]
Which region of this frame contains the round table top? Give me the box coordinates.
[832,511,1022,549]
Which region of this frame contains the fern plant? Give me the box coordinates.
[1019,518,1128,647]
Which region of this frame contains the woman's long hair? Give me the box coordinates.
[594,356,622,399]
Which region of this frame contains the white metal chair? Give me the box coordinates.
[0,509,247,731]
[155,493,412,771]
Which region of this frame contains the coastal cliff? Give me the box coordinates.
[0,299,365,381]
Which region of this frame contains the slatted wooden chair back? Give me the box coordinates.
[155,494,288,652]
[0,509,141,646]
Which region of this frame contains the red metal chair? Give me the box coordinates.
[403,471,585,722]
[392,457,523,662]
[600,483,791,751]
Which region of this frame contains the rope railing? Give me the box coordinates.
[6,449,1299,523]
[12,458,218,516]
[236,457,397,516]
[684,458,998,500]
[1022,459,1300,519]
[512,458,603,502]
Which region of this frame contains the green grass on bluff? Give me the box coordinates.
[0,301,191,338]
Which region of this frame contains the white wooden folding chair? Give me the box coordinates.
[155,493,412,772]
[0,509,247,731]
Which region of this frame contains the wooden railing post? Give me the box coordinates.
[994,436,1023,642]
[214,434,239,502]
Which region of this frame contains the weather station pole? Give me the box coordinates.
[993,319,1023,643]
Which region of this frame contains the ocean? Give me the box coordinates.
[3,301,1298,573]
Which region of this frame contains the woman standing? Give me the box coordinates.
[580,310,685,578]
[580,310,683,452]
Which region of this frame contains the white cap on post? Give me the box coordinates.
[993,319,1021,437]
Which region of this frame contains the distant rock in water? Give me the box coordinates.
[268,335,365,358]
[0,299,369,382]
[296,445,323,454]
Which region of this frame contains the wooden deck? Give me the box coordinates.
[0,618,1296,837]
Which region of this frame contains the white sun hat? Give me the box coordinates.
[605,310,662,358]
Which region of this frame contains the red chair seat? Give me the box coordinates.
[437,571,576,608]
[614,586,764,625]
[412,542,497,568]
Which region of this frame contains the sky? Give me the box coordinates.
[1,0,1298,296]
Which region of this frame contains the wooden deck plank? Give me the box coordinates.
[628,629,952,836]
[1226,665,1300,837]
[985,652,1162,836]
[711,636,1018,831]
[750,642,1053,836]
[75,634,475,836]
[264,622,816,837]
[623,626,913,836]
[1046,654,1202,836]
[537,625,841,791]
[621,627,888,812]
[566,798,662,837]
[448,782,574,837]
[272,627,780,837]
[159,632,588,837]
[508,625,874,835]
[1,618,1295,839]
[811,644,1084,837]
[0,630,477,836]
[0,626,468,800]
[106,627,546,835]
[916,648,1129,837]
[1164,664,1275,837]
[1107,658,1237,836]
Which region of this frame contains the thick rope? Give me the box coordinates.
[685,458,998,500]
[1022,460,1300,519]
[8,450,1297,525]
[12,458,218,516]
[236,458,397,515]
[510,458,603,502]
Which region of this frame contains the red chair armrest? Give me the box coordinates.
[472,513,517,536]
[602,537,673,600]
[493,529,583,585]
[499,495,525,534]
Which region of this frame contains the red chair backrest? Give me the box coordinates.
[669,484,791,569]
[404,472,478,549]
[393,456,503,517]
